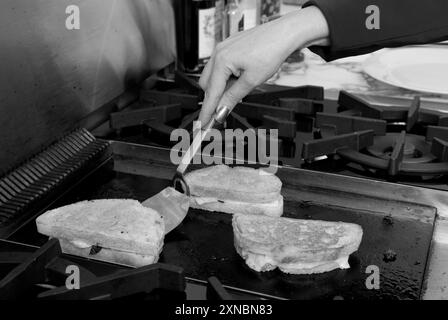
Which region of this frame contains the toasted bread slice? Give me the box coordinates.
[233,214,363,274]
[190,195,283,217]
[36,199,164,266]
[185,165,282,203]
[185,165,283,216]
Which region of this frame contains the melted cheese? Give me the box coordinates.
[194,197,220,205]
[242,248,350,274]
[70,239,93,249]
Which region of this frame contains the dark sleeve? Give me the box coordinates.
[303,0,448,60]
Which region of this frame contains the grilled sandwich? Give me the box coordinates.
[185,165,283,217]
[36,199,164,267]
[233,214,363,274]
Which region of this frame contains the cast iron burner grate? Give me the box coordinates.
[303,91,448,177]
[0,239,185,300]
[105,78,324,167]
[102,74,448,180]
[0,239,240,300]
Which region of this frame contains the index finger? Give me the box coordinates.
[198,62,232,126]
[199,56,214,90]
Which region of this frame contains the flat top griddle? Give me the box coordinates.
[9,163,436,300]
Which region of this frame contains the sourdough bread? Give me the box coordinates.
[185,165,283,216]
[185,165,282,203]
[36,199,164,266]
[233,214,363,274]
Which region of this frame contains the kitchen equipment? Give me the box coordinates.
[176,104,231,177]
[363,47,448,94]
[106,79,448,189]
[142,104,231,234]
[0,238,263,300]
[2,77,448,299]
[3,139,438,300]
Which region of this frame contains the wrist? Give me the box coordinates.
[284,6,330,50]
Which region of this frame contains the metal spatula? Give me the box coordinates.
[142,187,190,235]
[143,105,231,234]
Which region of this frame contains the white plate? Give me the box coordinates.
[363,47,448,94]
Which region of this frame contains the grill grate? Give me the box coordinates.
[0,129,110,227]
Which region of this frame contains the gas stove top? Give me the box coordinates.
[95,73,448,191]
[2,73,448,300]
[1,133,441,300]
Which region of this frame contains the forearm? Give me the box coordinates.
[304,0,448,60]
[279,6,330,53]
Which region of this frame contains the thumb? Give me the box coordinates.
[217,75,254,114]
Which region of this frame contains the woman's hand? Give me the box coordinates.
[198,6,330,125]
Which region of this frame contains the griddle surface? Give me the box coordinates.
[9,169,435,300]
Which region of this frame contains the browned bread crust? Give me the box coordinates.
[36,199,164,258]
[185,165,282,203]
[233,214,363,274]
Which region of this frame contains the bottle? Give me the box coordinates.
[215,0,225,43]
[222,0,242,40]
[239,0,258,31]
[174,0,217,73]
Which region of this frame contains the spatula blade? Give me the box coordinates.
[142,187,190,235]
